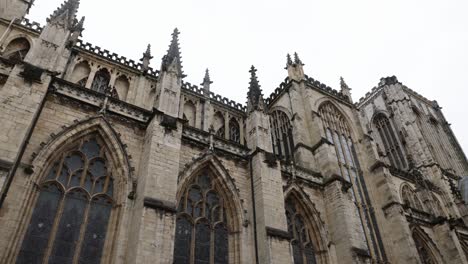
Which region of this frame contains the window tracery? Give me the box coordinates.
[173,170,229,264]
[213,112,225,139]
[16,135,114,264]
[270,110,294,160]
[285,197,317,264]
[374,114,407,169]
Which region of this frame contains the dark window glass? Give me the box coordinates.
[91,70,110,93]
[49,190,88,264]
[195,222,211,264]
[214,224,229,264]
[78,196,112,264]
[16,184,62,264]
[229,119,240,143]
[174,217,192,264]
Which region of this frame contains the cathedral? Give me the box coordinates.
[1,1,468,263]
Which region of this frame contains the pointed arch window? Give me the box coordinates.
[412,230,438,264]
[401,185,424,211]
[374,114,407,169]
[229,118,240,143]
[213,112,225,139]
[91,69,110,93]
[3,37,30,63]
[318,102,381,257]
[16,135,114,264]
[270,110,294,161]
[285,197,317,264]
[174,170,229,264]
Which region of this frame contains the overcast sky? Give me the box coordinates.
[28,0,468,155]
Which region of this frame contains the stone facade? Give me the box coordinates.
[1,1,468,263]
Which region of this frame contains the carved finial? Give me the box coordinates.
[141,44,153,71]
[161,28,184,77]
[294,52,304,65]
[247,65,265,113]
[47,0,80,29]
[201,68,213,94]
[67,16,84,48]
[339,76,352,102]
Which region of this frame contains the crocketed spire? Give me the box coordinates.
[201,68,213,94]
[47,0,80,29]
[247,66,265,113]
[161,28,184,77]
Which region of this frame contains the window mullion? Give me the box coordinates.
[72,201,92,264]
[42,191,67,263]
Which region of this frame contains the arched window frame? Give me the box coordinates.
[412,228,440,264]
[91,68,111,93]
[228,118,240,143]
[270,110,294,161]
[373,113,407,170]
[174,168,230,264]
[401,184,425,212]
[2,37,31,63]
[213,112,225,139]
[15,134,118,264]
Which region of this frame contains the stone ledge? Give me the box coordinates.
[143,197,177,213]
[266,226,291,241]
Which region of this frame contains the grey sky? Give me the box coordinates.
[28,0,468,154]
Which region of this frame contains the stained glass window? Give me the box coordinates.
[16,135,114,264]
[285,197,316,264]
[173,170,229,264]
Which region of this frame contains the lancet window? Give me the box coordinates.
[91,69,110,93]
[173,169,229,264]
[270,110,294,160]
[16,134,114,264]
[373,114,407,169]
[285,197,317,264]
[229,118,240,143]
